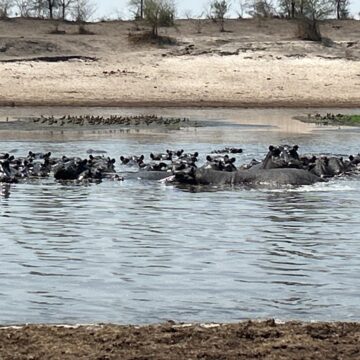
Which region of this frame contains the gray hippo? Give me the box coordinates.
[175,145,323,187]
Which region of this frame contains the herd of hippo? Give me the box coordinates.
[1,145,360,188]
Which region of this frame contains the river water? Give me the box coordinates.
[0,107,360,325]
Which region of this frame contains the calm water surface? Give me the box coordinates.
[0,107,360,324]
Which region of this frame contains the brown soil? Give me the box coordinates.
[1,321,360,359]
[0,18,359,107]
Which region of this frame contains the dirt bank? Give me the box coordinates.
[0,18,359,108]
[0,320,360,359]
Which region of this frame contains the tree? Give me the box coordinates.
[57,0,74,20]
[248,0,277,18]
[143,0,175,37]
[278,0,296,18]
[209,0,230,32]
[46,0,57,18]
[184,10,205,33]
[334,0,350,19]
[302,0,334,21]
[0,0,14,18]
[71,0,95,22]
[236,0,250,18]
[14,0,33,16]
[296,0,334,41]
[128,0,144,20]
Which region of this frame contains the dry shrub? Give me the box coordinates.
[128,31,177,46]
[296,18,322,41]
[78,23,94,35]
[50,23,66,35]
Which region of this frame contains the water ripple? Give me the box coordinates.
[0,136,360,324]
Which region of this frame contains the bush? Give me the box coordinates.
[144,0,175,37]
[296,17,322,41]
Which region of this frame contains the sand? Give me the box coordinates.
[0,18,359,108]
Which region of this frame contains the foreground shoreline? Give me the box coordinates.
[1,320,359,359]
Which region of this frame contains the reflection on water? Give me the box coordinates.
[0,109,360,324]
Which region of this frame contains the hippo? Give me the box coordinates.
[175,166,323,186]
[54,158,89,180]
[204,155,237,172]
[174,145,324,187]
[120,155,145,167]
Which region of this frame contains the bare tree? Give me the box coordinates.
[45,0,57,18]
[302,0,334,21]
[143,0,175,37]
[296,0,334,41]
[14,0,33,16]
[56,0,74,20]
[334,0,350,19]
[184,10,205,33]
[237,0,250,18]
[71,0,95,22]
[0,0,14,18]
[247,0,276,18]
[128,0,144,20]
[31,0,47,17]
[278,0,293,17]
[209,0,230,32]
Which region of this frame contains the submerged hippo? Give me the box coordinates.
[175,145,323,187]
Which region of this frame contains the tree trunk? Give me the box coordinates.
[336,0,341,19]
[140,0,144,20]
[47,0,53,19]
[291,1,295,18]
[220,18,225,32]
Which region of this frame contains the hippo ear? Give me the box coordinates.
[9,155,14,161]
[224,155,229,160]
[47,152,52,157]
[4,153,9,159]
[140,155,144,161]
[111,158,116,164]
[28,151,33,157]
[293,145,299,151]
[269,145,274,151]
[150,153,154,160]
[230,157,236,163]
[273,148,281,156]
[194,152,199,157]
[349,155,354,161]
[120,156,124,161]
[89,154,94,160]
[206,155,212,162]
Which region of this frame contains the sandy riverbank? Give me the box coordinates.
[0,18,359,108]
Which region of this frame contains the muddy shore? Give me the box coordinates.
[1,321,360,359]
